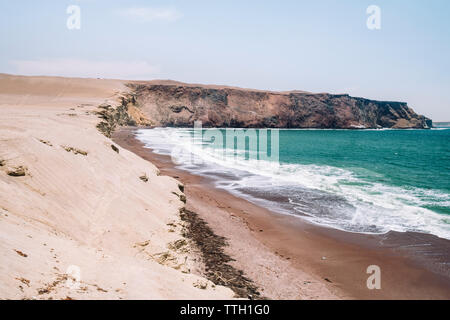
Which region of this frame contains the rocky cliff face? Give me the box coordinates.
[129,83,432,129]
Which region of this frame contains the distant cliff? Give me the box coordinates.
[433,122,450,128]
[128,83,432,129]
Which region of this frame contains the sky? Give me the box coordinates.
[0,0,449,120]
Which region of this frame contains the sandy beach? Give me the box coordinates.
[1,73,449,300]
[113,128,450,300]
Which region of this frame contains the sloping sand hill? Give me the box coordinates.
[0,74,234,299]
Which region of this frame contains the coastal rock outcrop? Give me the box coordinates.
[129,83,432,129]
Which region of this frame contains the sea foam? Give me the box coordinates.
[137,128,450,240]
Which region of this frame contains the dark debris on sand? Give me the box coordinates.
[179,207,262,299]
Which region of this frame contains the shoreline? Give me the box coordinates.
[113,127,450,299]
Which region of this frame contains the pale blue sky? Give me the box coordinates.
[0,0,449,120]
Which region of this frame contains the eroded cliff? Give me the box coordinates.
[129,83,432,129]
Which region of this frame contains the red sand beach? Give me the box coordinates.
[114,127,450,300]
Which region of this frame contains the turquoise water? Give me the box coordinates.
[277,129,450,214]
[137,128,450,239]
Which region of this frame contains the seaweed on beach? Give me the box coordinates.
[179,207,262,299]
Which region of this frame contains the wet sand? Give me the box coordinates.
[113,127,450,299]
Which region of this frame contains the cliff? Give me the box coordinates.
[129,83,432,129]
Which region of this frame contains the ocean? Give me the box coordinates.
[136,128,450,240]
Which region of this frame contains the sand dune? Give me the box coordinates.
[0,74,234,299]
